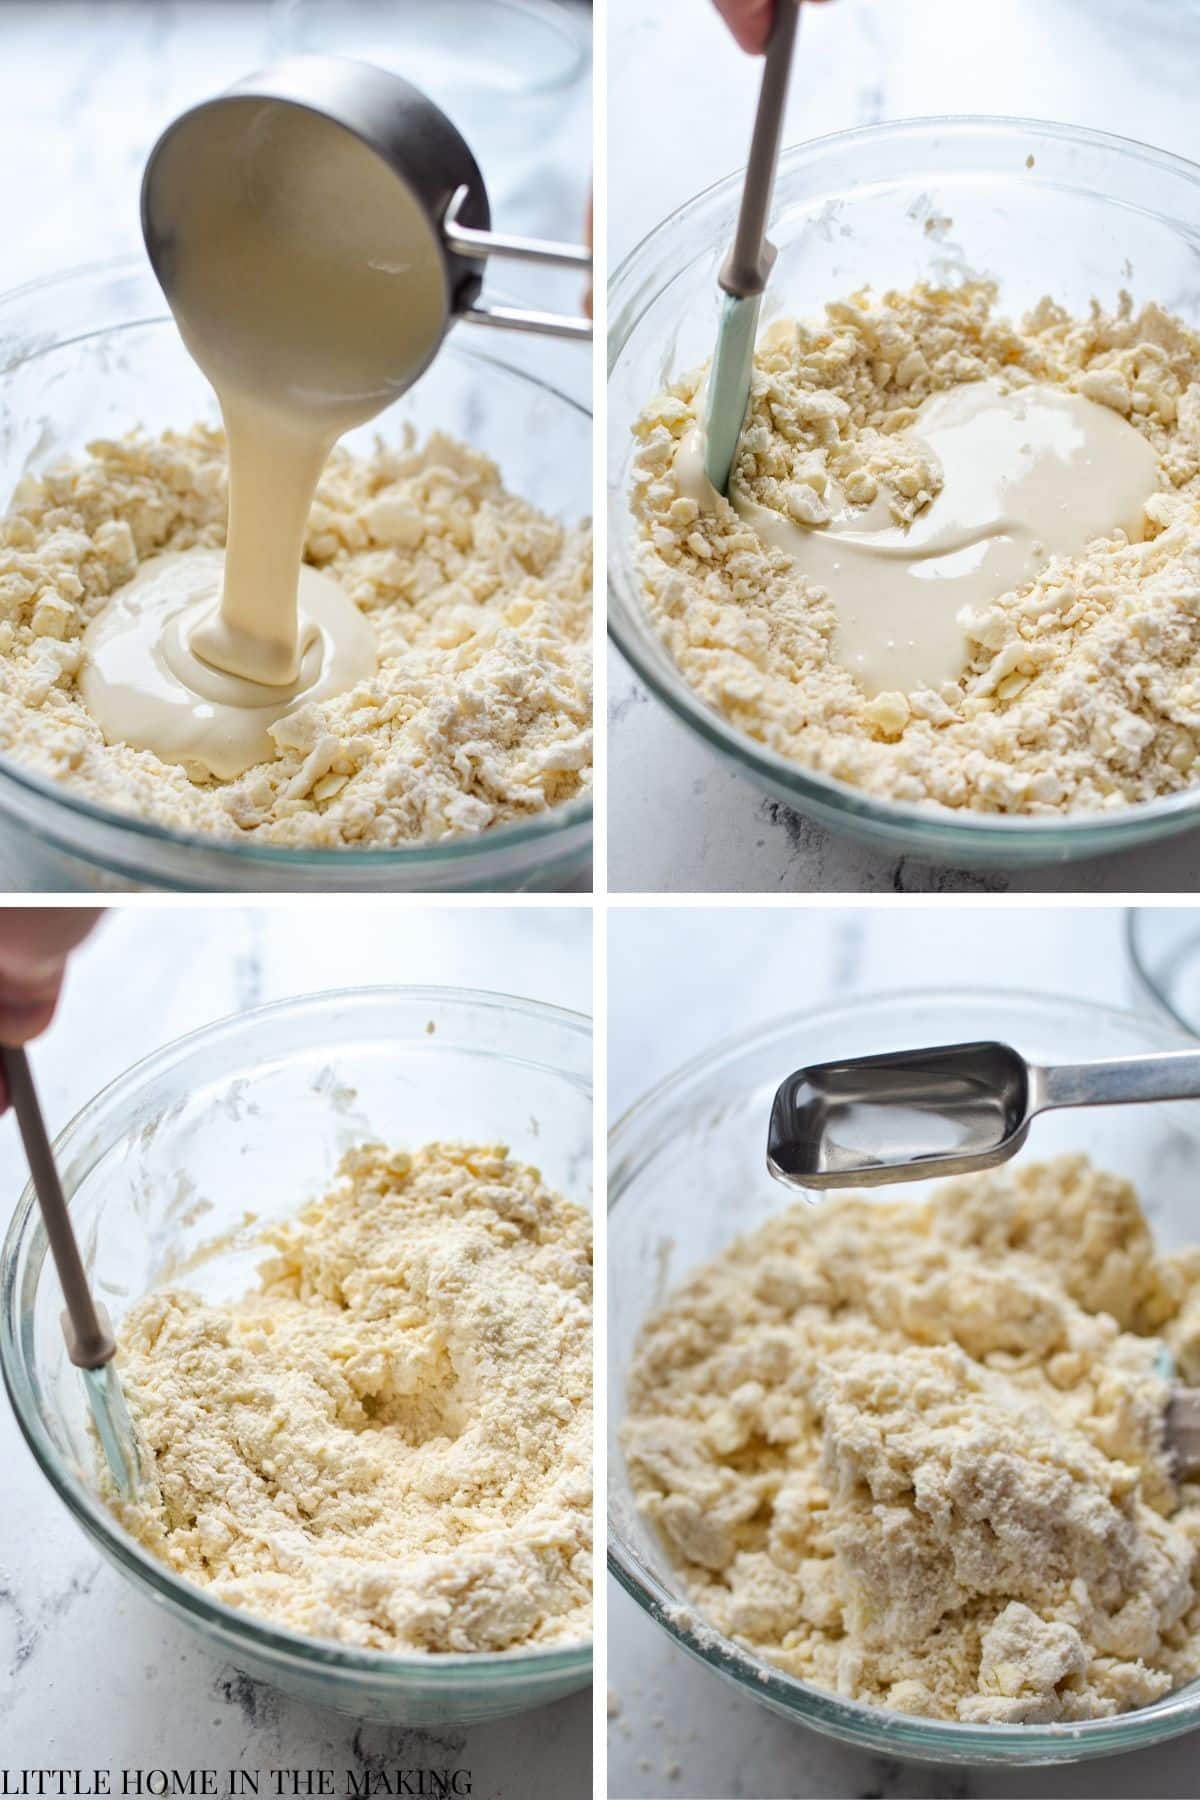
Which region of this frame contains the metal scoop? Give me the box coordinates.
[2,1046,141,1496]
[767,1039,1200,1191]
[767,1037,1200,1476]
[142,52,592,384]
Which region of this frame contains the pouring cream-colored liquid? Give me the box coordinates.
[83,101,448,778]
[678,379,1160,696]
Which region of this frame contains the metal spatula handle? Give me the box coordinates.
[720,0,799,298]
[1,1044,115,1369]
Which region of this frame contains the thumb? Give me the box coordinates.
[0,908,103,1047]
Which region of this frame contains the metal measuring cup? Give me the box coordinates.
[141,52,593,386]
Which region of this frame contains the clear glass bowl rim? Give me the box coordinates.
[1125,907,1200,1040]
[607,114,1200,854]
[272,0,592,95]
[608,983,1200,1760]
[0,255,593,876]
[0,983,593,1685]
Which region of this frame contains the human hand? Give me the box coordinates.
[713,0,828,55]
[0,908,102,1051]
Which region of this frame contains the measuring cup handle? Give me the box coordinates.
[443,186,592,341]
[459,301,592,342]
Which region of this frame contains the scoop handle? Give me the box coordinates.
[720,0,800,298]
[1034,1050,1200,1113]
[1,1044,115,1370]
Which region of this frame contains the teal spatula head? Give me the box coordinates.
[703,289,763,495]
[82,1360,142,1499]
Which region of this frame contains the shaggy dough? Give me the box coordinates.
[110,1142,593,1653]
[623,1155,1200,1721]
[0,427,591,846]
[631,283,1200,814]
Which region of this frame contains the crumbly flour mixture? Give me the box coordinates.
[110,1143,593,1653]
[631,283,1200,813]
[623,1156,1200,1721]
[0,427,591,845]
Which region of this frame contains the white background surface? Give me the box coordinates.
[607,902,1200,1797]
[607,0,1200,893]
[0,903,592,1798]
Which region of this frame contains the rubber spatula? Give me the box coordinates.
[766,1036,1200,1474]
[1,1044,141,1495]
[704,0,801,495]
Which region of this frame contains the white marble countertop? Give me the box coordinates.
[607,903,1200,1797]
[0,903,592,1796]
[608,0,1200,893]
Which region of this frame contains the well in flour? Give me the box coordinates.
[108,1142,593,1654]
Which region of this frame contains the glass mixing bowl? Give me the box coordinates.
[608,118,1200,867]
[1,986,592,1724]
[1128,907,1200,1036]
[268,0,590,216]
[609,989,1200,1764]
[0,259,592,892]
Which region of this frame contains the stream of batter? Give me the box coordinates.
[82,101,446,778]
